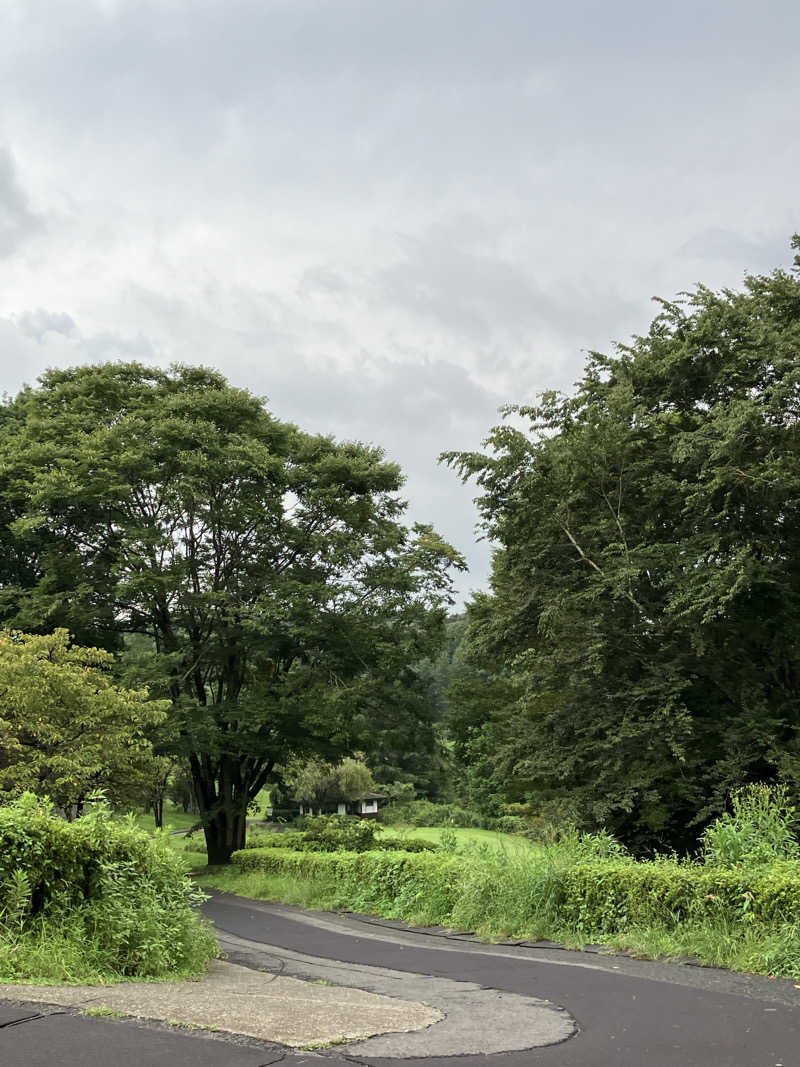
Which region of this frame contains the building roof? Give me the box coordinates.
[358,791,387,800]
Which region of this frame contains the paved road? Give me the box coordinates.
[204,892,800,1067]
[5,893,800,1065]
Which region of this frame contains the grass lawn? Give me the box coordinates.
[132,800,201,835]
[380,825,540,853]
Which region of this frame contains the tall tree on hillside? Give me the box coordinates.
[1,363,462,862]
[445,237,800,851]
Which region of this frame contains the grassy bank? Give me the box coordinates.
[198,835,800,979]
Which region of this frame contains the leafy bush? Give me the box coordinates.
[242,818,438,853]
[0,793,217,982]
[231,846,465,918]
[380,837,439,853]
[490,815,528,833]
[556,858,800,932]
[702,784,800,867]
[300,814,381,852]
[379,799,485,828]
[240,830,307,851]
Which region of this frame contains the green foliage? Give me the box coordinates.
[0,793,217,982]
[379,799,486,828]
[243,817,439,854]
[219,829,800,976]
[231,846,465,918]
[287,757,376,810]
[443,238,800,851]
[240,830,308,851]
[0,363,463,863]
[379,837,439,853]
[230,841,800,933]
[293,814,380,852]
[702,784,800,867]
[0,630,167,812]
[493,815,528,833]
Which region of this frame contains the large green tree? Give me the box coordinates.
[445,237,800,851]
[288,755,376,812]
[1,363,461,862]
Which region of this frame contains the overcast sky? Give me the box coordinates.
[1,0,798,603]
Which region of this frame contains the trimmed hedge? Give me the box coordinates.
[232,844,800,938]
[558,860,800,933]
[242,826,439,854]
[232,846,466,916]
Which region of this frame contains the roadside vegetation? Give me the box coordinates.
[199,787,800,979]
[0,794,217,984]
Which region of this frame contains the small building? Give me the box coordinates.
[298,791,387,819]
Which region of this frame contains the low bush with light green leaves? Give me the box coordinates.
[0,793,218,984]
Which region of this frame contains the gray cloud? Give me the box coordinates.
[0,1,798,603]
[0,148,41,257]
[15,308,77,341]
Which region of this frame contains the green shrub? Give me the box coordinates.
[241,830,307,851]
[231,846,466,920]
[379,799,485,828]
[379,837,439,853]
[0,793,217,982]
[491,815,528,833]
[300,814,381,852]
[557,858,800,933]
[702,784,800,867]
[243,819,439,854]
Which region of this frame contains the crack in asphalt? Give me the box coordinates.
[0,1009,66,1028]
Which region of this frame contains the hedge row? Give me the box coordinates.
[558,860,800,931]
[232,845,800,937]
[232,846,467,916]
[241,831,438,854]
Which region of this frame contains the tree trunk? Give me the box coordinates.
[153,797,164,829]
[203,806,247,865]
[189,752,273,865]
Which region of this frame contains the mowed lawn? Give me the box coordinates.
[379,825,540,854]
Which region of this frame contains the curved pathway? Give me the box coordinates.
[5,892,800,1065]
[203,891,800,1066]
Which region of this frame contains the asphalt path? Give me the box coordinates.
[0,998,357,1067]
[5,893,800,1066]
[203,892,800,1067]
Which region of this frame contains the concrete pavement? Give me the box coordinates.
[0,958,441,1048]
